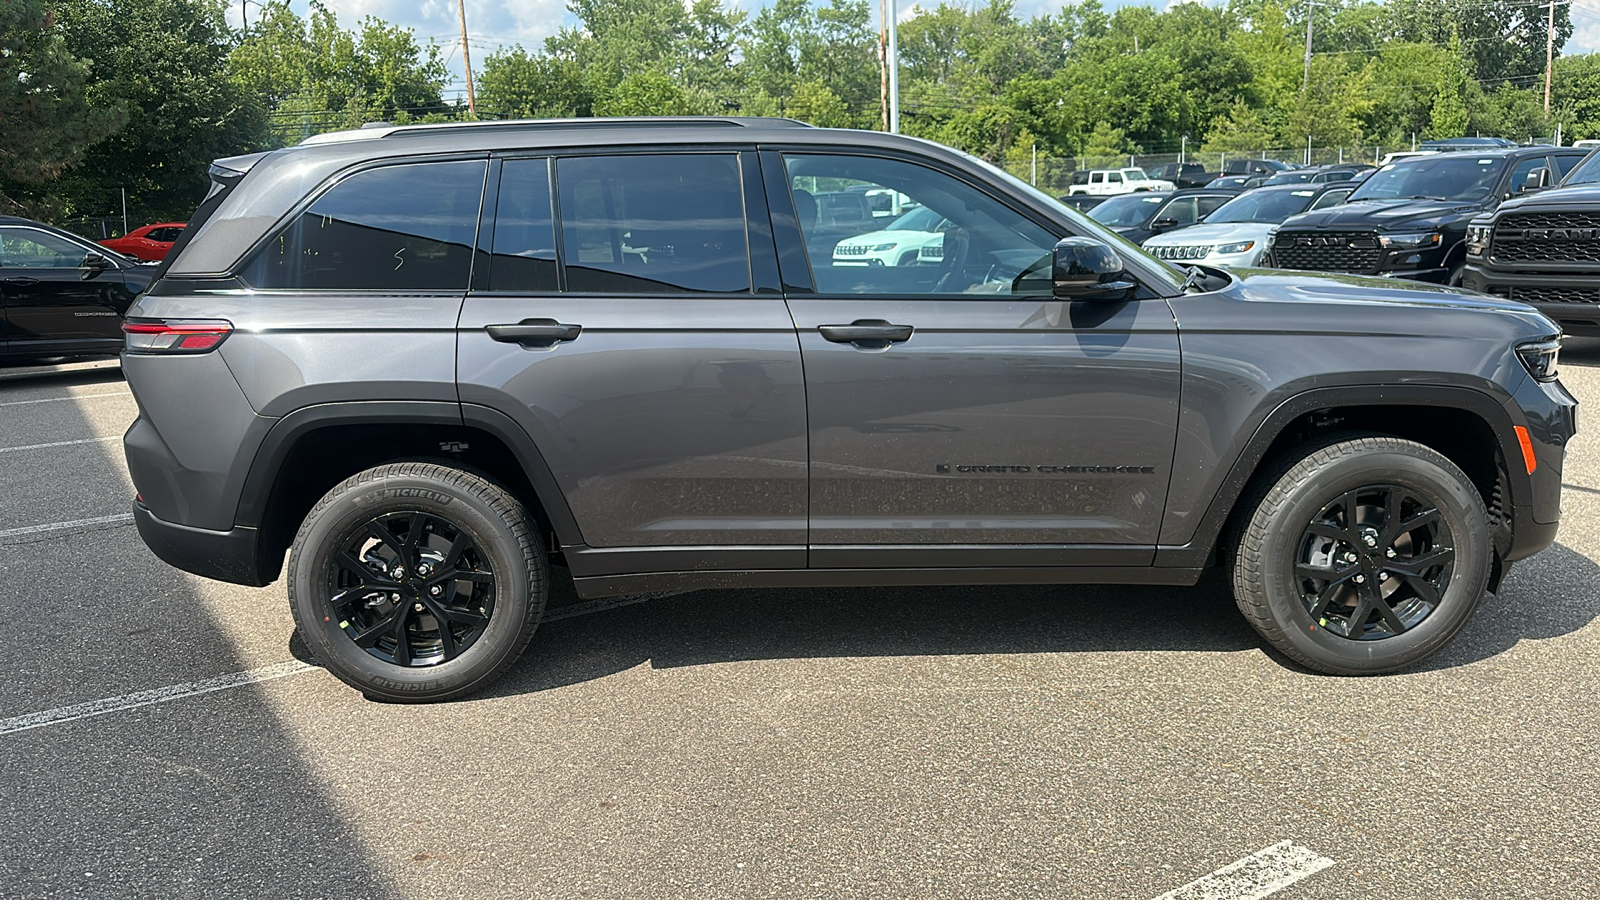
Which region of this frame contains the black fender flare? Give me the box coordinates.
[1154,384,1526,568]
[233,400,584,545]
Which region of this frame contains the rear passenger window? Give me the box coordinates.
[242,160,485,291]
[1556,154,1584,179]
[490,159,558,292]
[556,154,750,294]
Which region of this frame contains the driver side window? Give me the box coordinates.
[782,154,1057,297]
[0,227,89,268]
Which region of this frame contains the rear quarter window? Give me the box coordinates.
[240,160,486,291]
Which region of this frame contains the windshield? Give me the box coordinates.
[1205,189,1319,224]
[882,205,943,231]
[1560,149,1600,186]
[1348,155,1506,202]
[1088,193,1167,227]
[1262,172,1314,185]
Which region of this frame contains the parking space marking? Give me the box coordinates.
[0,389,132,408]
[0,513,134,539]
[1152,841,1335,900]
[0,436,120,454]
[0,660,316,737]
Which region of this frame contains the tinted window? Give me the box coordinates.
[1510,156,1551,193]
[557,154,750,294]
[1159,197,1201,226]
[1196,195,1230,217]
[0,227,88,267]
[1310,188,1352,210]
[1560,151,1600,186]
[490,158,557,292]
[1555,153,1585,179]
[783,153,1059,296]
[147,227,183,242]
[242,160,485,290]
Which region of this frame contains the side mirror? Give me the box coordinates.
[80,251,111,279]
[1520,167,1550,193]
[1150,217,1180,232]
[1052,237,1137,302]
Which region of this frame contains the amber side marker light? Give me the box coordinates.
[1514,425,1538,474]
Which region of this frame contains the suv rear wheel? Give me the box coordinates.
[287,462,547,702]
[1232,435,1490,674]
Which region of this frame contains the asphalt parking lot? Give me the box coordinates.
[2,343,1598,900]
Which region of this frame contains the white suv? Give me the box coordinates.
[1068,168,1176,196]
[832,205,949,267]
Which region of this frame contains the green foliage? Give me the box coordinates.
[1554,54,1600,141]
[228,1,449,146]
[0,0,124,198]
[477,49,592,119]
[592,71,699,117]
[1428,33,1471,139]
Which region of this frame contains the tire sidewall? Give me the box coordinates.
[290,472,532,699]
[1257,448,1489,671]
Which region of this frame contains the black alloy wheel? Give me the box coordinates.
[329,510,496,667]
[1294,484,1453,641]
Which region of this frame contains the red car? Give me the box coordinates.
[99,221,185,261]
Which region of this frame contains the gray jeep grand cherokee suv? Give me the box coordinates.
[124,117,1577,701]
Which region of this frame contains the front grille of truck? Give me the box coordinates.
[1149,244,1214,261]
[1497,285,1600,305]
[1493,211,1600,263]
[1271,231,1382,273]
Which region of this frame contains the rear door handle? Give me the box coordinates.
[486,319,582,348]
[818,320,914,349]
[3,277,39,286]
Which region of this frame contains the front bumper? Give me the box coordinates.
[133,500,273,586]
[1461,264,1600,335]
[1502,370,1580,562]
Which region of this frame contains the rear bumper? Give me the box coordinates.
[1461,265,1600,335]
[133,500,272,587]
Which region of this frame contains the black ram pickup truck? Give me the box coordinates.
[1461,149,1600,336]
[1148,162,1216,188]
[1268,147,1588,284]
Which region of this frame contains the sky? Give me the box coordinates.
[224,0,1600,103]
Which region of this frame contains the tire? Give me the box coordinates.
[1231,435,1490,675]
[287,462,547,702]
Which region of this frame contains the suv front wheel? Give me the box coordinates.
[1232,435,1491,674]
[287,462,547,702]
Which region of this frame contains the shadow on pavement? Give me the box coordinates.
[0,370,398,899]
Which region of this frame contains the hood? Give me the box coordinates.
[1202,268,1559,338]
[835,227,940,246]
[1277,197,1480,232]
[1142,222,1271,247]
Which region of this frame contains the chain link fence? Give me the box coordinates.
[993,145,1408,196]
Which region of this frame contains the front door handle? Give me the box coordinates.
[486,318,582,348]
[818,320,914,349]
[3,277,39,286]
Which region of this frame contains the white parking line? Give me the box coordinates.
[0,513,134,539]
[1152,841,1335,900]
[0,661,316,737]
[0,436,120,454]
[0,390,131,407]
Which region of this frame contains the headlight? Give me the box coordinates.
[1380,231,1443,249]
[1466,224,1492,257]
[871,242,898,252]
[1517,338,1561,382]
[1215,241,1256,254]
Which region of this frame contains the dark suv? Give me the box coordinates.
[1268,147,1588,283]
[1461,148,1600,336]
[1,215,153,361]
[124,118,1577,701]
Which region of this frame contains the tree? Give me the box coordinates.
[477,49,592,119]
[1553,54,1600,141]
[1202,100,1278,152]
[593,71,699,116]
[785,80,851,127]
[0,0,124,205]
[1428,33,1471,139]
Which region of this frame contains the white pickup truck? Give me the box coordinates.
[1066,167,1177,196]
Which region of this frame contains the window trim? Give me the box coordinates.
[231,153,490,294]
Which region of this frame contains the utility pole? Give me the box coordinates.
[1545,0,1557,115]
[887,0,899,133]
[458,0,477,118]
[1302,0,1314,92]
[879,0,889,131]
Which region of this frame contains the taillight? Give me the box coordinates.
[122,319,233,353]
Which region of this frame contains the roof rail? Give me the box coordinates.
[300,116,811,146]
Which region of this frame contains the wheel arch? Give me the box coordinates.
[1157,385,1524,572]
[236,401,583,584]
